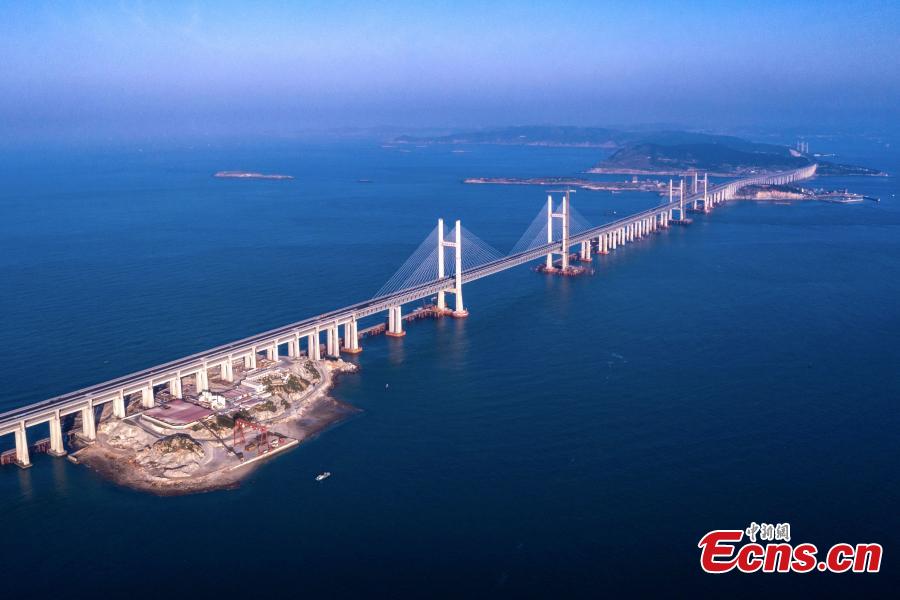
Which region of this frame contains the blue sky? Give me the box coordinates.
[1,1,898,139]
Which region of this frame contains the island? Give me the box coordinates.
[396,126,884,177]
[464,176,666,193]
[734,184,878,203]
[590,143,884,177]
[214,171,294,180]
[69,357,357,495]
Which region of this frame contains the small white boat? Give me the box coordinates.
[315,472,331,481]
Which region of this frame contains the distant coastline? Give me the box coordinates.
[464,176,666,193]
[214,171,294,180]
[394,126,885,177]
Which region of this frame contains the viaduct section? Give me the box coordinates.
[0,165,817,467]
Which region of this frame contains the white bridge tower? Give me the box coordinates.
[545,189,573,271]
[438,218,467,317]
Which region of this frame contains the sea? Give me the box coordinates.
[0,135,898,597]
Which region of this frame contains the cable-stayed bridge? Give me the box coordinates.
[0,164,817,466]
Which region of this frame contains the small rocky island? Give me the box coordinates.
[71,357,357,495]
[735,184,878,203]
[214,171,294,180]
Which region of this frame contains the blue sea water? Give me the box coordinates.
[0,138,898,596]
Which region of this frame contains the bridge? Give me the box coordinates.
[0,164,817,467]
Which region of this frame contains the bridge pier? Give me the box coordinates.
[387,306,405,337]
[306,331,321,359]
[14,422,31,468]
[221,359,234,383]
[342,319,362,353]
[579,240,590,262]
[288,338,298,358]
[169,376,183,398]
[325,324,339,357]
[49,411,66,457]
[112,390,126,419]
[81,402,96,441]
[141,384,154,408]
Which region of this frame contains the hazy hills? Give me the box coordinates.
[395,126,883,176]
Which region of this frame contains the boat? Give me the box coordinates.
[315,472,331,481]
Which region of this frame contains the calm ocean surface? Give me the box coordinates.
[1,138,898,596]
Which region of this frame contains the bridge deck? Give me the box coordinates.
[0,165,816,435]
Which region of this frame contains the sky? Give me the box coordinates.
[1,0,898,140]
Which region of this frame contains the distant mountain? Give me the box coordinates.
[395,126,884,176]
[814,161,885,176]
[394,126,629,147]
[394,126,790,151]
[591,142,810,175]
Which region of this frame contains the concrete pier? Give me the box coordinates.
[342,319,362,353]
[579,240,590,261]
[15,422,31,467]
[48,411,65,457]
[112,390,126,419]
[141,384,154,408]
[307,331,321,359]
[387,306,405,337]
[221,360,234,383]
[81,403,96,441]
[326,324,339,357]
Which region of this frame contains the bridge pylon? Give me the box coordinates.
[438,218,467,318]
[543,189,577,271]
[703,173,710,212]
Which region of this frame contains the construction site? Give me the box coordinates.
[55,354,357,494]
